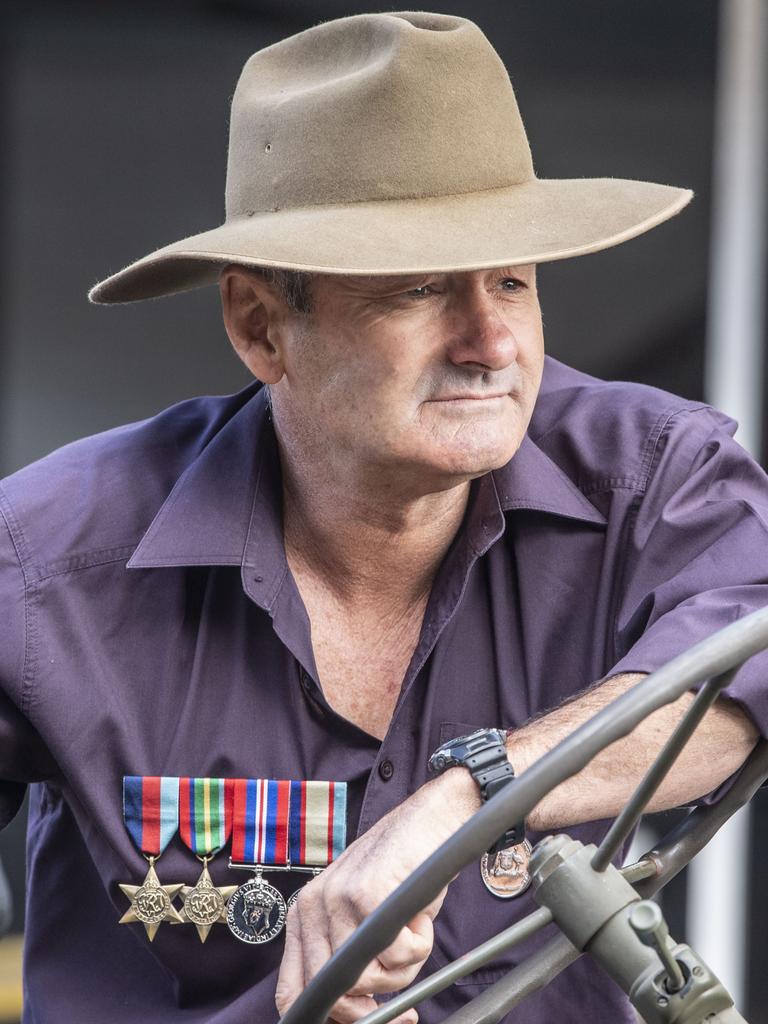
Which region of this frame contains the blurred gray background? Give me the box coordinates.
[0,0,766,1021]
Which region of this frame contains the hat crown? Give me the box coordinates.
[225,11,534,218]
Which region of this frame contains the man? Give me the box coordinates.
[0,11,766,1024]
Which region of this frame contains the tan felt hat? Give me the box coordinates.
[89,11,693,304]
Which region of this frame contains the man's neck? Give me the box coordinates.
[279,442,471,612]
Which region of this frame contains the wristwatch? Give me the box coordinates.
[428,727,524,854]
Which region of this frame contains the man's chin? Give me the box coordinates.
[415,445,523,486]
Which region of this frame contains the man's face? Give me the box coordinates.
[266,265,545,491]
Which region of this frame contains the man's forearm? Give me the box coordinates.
[505,672,759,831]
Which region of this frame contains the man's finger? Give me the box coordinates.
[327,993,381,1024]
[377,914,434,971]
[276,908,335,1015]
[329,995,418,1024]
[275,914,306,1015]
[346,957,425,997]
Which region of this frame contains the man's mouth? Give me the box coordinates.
[428,393,510,402]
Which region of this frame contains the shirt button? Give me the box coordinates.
[378,759,394,782]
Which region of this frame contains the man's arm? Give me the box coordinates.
[276,671,758,1024]
[513,671,759,829]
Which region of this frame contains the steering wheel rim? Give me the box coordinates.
[277,606,768,1024]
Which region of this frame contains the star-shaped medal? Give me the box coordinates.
[119,858,184,941]
[179,860,238,942]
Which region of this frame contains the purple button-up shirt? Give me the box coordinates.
[1,356,767,1023]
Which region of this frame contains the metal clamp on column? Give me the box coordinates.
[529,835,740,1024]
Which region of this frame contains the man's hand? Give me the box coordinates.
[275,769,480,1024]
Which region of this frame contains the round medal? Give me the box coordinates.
[286,889,301,912]
[227,877,287,944]
[480,840,533,899]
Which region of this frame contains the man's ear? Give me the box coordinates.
[219,266,286,384]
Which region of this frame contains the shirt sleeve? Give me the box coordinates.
[0,494,57,830]
[607,405,768,739]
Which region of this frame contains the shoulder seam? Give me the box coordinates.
[0,487,35,716]
[638,404,710,492]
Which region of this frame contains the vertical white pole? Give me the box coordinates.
[691,0,767,1009]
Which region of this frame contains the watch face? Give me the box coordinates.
[430,728,507,774]
[449,731,477,746]
[452,728,502,747]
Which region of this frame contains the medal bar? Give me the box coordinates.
[228,860,323,875]
[117,774,349,944]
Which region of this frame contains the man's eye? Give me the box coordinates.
[500,277,525,292]
[406,285,433,298]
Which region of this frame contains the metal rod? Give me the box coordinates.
[591,668,737,871]
[438,933,579,1024]
[619,859,657,885]
[227,860,321,875]
[700,0,768,1007]
[357,907,554,1024]
[627,901,686,993]
[277,607,768,1024]
[705,0,767,457]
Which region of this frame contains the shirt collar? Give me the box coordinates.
[127,388,272,571]
[492,433,605,524]
[128,391,604,575]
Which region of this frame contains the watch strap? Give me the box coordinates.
[429,728,525,853]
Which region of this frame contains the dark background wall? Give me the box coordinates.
[0,0,724,480]
[0,0,766,1019]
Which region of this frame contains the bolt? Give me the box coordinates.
[529,835,579,886]
[658,996,669,1007]
[693,966,704,978]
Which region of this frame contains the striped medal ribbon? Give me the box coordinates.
[119,776,184,941]
[177,778,238,942]
[289,780,347,867]
[227,779,291,944]
[285,780,347,912]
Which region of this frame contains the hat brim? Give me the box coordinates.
[89,177,692,304]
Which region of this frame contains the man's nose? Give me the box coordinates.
[445,290,518,372]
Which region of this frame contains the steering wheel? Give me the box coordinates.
[278,606,768,1024]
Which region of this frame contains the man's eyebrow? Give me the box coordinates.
[338,273,433,293]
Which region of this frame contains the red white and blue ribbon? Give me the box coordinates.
[231,778,291,865]
[123,776,179,857]
[289,780,347,867]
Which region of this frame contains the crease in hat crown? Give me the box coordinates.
[89,10,693,305]
[225,11,533,217]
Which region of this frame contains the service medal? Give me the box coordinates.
[177,777,238,942]
[180,859,238,942]
[227,873,287,944]
[286,888,301,913]
[119,857,184,940]
[119,776,184,940]
[228,778,292,943]
[480,839,534,898]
